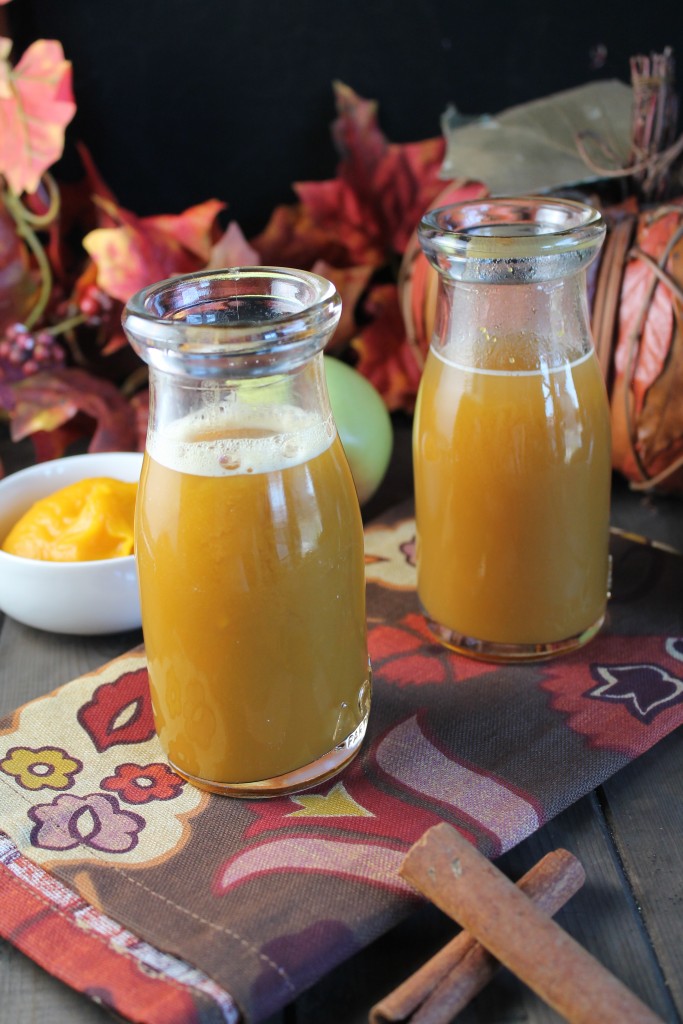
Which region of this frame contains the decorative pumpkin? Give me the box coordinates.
[595,199,683,493]
[398,180,488,372]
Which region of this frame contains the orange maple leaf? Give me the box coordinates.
[251,201,349,269]
[294,177,386,266]
[0,37,76,195]
[83,198,225,303]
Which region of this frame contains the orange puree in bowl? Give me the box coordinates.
[2,477,137,561]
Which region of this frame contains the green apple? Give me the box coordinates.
[324,355,393,505]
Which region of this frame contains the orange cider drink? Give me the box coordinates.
[413,340,612,656]
[135,406,371,794]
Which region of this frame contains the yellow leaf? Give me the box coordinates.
[287,781,374,818]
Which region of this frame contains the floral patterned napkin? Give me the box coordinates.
[1,509,682,1023]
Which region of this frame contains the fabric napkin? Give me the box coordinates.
[1,506,682,1023]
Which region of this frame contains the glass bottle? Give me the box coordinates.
[413,197,611,661]
[123,267,371,796]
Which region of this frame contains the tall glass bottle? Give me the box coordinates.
[413,197,611,661]
[123,267,371,795]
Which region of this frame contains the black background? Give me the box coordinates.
[5,1,683,235]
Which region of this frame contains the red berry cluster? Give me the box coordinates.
[78,283,114,323]
[0,323,66,383]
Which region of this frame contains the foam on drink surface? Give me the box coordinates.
[431,343,594,377]
[148,403,334,477]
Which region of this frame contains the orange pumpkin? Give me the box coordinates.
[398,180,488,367]
[595,200,683,493]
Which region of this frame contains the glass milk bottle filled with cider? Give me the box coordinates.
[413,197,611,661]
[123,267,372,796]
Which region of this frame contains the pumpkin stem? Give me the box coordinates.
[574,48,682,204]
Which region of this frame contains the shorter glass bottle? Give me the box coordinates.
[413,197,612,661]
[123,267,371,796]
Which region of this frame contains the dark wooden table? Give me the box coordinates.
[1,417,682,1024]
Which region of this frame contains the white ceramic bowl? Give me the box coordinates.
[0,452,143,635]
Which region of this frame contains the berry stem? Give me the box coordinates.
[3,174,61,329]
[46,312,89,336]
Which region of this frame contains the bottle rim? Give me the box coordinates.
[418,196,606,270]
[122,266,341,377]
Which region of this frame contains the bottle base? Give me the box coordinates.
[422,611,606,663]
[167,712,370,798]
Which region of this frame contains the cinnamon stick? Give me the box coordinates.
[399,823,663,1024]
[370,848,584,1024]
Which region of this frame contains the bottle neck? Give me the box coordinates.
[147,353,332,438]
[432,272,594,372]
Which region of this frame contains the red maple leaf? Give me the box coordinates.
[331,81,447,255]
[294,176,386,267]
[351,283,423,412]
[253,82,449,278]
[83,198,225,303]
[251,199,349,269]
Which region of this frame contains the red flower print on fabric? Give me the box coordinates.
[78,669,156,752]
[28,793,145,853]
[101,763,185,804]
[368,612,492,688]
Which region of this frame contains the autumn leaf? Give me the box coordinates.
[83,198,225,303]
[351,283,422,412]
[34,145,122,285]
[258,84,447,274]
[75,143,122,227]
[441,81,633,196]
[638,315,683,481]
[1,367,138,455]
[374,137,449,253]
[328,81,447,256]
[331,81,387,195]
[145,199,225,263]
[614,205,679,415]
[0,37,76,195]
[610,201,683,487]
[294,177,386,266]
[251,201,349,269]
[207,220,259,269]
[311,260,374,350]
[29,420,93,463]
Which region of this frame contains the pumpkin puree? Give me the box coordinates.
[2,478,137,561]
